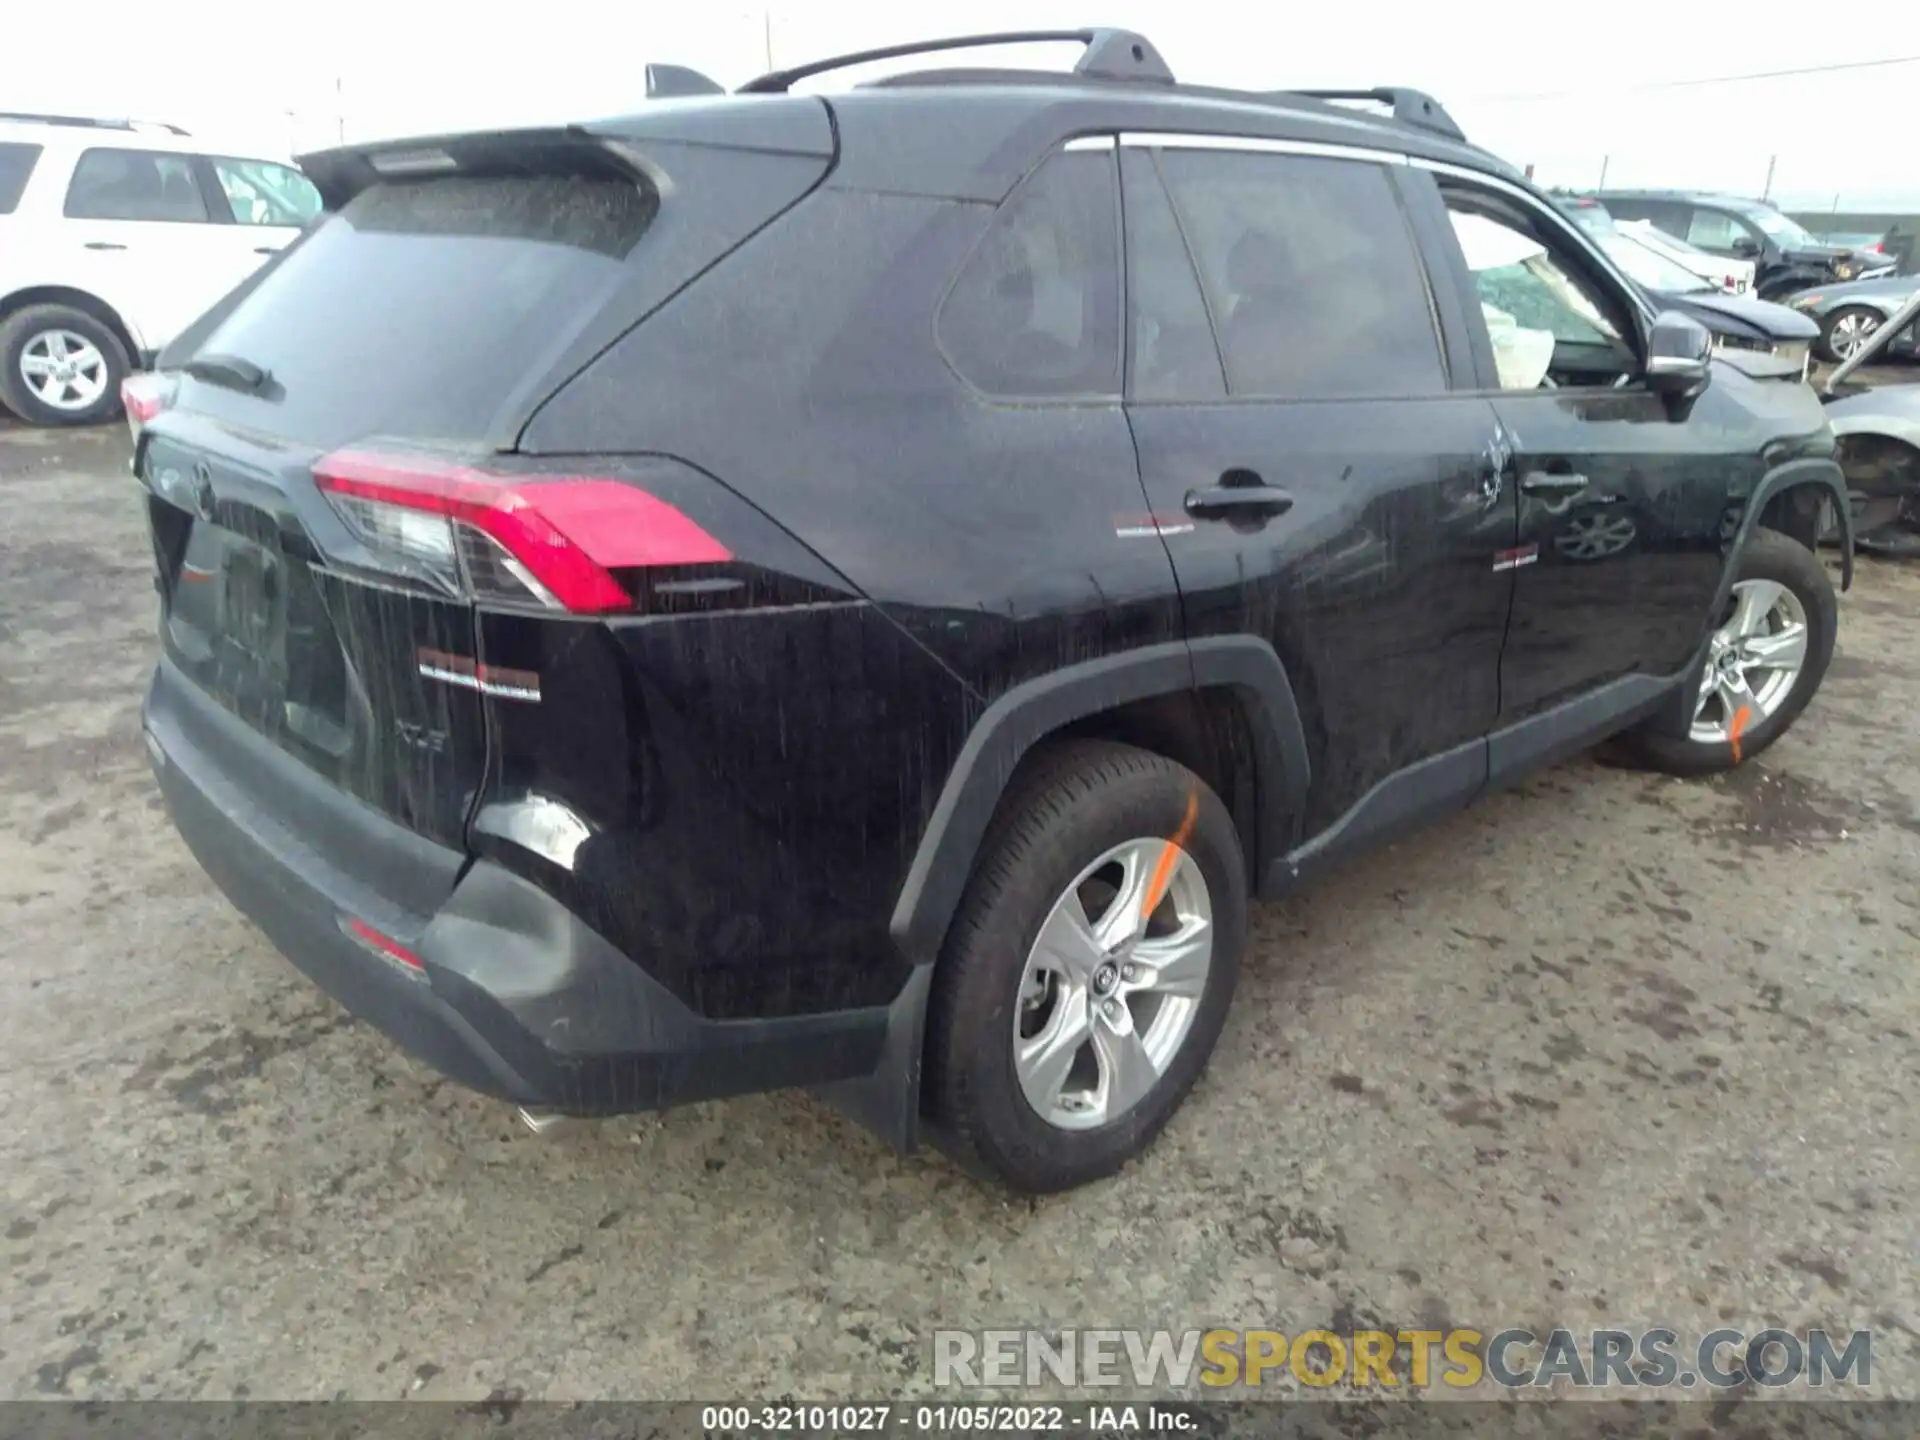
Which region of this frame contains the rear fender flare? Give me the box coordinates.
[887,635,1310,968]
[822,638,1309,1153]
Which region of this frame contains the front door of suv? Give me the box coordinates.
[1413,174,1734,721]
[1116,137,1514,845]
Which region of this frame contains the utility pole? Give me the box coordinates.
[335,76,345,144]
[1596,154,1610,190]
[763,9,775,70]
[1760,154,1776,201]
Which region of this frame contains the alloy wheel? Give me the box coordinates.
[1013,836,1213,1131]
[19,329,109,413]
[1690,578,1809,745]
[1828,311,1881,361]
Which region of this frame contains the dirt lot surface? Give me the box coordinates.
[2,417,1917,1404]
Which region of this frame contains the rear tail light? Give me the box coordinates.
[312,448,731,614]
[121,372,176,444]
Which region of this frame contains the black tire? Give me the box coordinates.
[924,740,1246,1194]
[1817,304,1884,365]
[0,303,130,427]
[1615,528,1836,778]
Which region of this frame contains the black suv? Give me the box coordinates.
[1596,188,1896,299]
[133,30,1853,1194]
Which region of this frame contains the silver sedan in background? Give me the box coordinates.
[1788,274,1920,363]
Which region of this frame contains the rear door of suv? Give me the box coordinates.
[1116,134,1515,846]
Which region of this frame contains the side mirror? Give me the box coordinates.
[1729,235,1761,258]
[1645,310,1713,418]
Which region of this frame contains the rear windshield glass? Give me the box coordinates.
[0,142,42,214]
[190,173,656,444]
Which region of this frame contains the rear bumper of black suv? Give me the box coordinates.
[143,658,892,1117]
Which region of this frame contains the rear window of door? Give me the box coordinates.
[0,142,42,214]
[1147,146,1446,399]
[1684,208,1750,251]
[63,147,210,222]
[937,148,1122,399]
[210,157,323,226]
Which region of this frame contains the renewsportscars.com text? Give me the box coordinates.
[933,1327,1872,1390]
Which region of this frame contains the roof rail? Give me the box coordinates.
[1279,88,1464,143]
[738,27,1173,95]
[0,111,190,136]
[645,63,725,99]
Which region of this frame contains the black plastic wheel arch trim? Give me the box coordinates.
[886,636,1309,970]
[1726,457,1853,601]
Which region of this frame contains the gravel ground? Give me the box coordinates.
[1,417,1917,1404]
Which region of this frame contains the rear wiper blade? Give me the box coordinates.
[184,352,272,394]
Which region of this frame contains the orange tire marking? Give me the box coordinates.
[1728,704,1753,764]
[1143,791,1200,920]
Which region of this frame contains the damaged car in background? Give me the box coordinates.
[1817,285,1920,556]
[1590,221,1816,380]
[1785,273,1920,364]
[1597,189,1896,299]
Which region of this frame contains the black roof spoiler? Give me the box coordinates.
[738,28,1173,95]
[1276,88,1465,143]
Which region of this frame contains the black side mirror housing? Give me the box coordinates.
[1730,235,1761,258]
[1645,310,1714,419]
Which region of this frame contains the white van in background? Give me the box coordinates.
[0,113,322,425]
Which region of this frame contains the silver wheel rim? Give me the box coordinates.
[1690,578,1809,745]
[1829,311,1879,359]
[1554,512,1637,562]
[1013,835,1213,1131]
[19,329,109,412]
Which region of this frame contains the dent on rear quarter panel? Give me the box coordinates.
[468,600,975,1020]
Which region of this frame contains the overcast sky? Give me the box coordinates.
[14,0,1919,211]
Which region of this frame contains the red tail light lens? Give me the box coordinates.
[313,449,731,614]
[121,373,176,443]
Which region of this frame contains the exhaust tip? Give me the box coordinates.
[516,1106,570,1136]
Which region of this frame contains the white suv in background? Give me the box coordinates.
[0,113,322,426]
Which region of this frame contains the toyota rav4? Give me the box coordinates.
[132,30,1853,1193]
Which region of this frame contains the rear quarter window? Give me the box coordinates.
[210,157,323,227]
[0,142,41,214]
